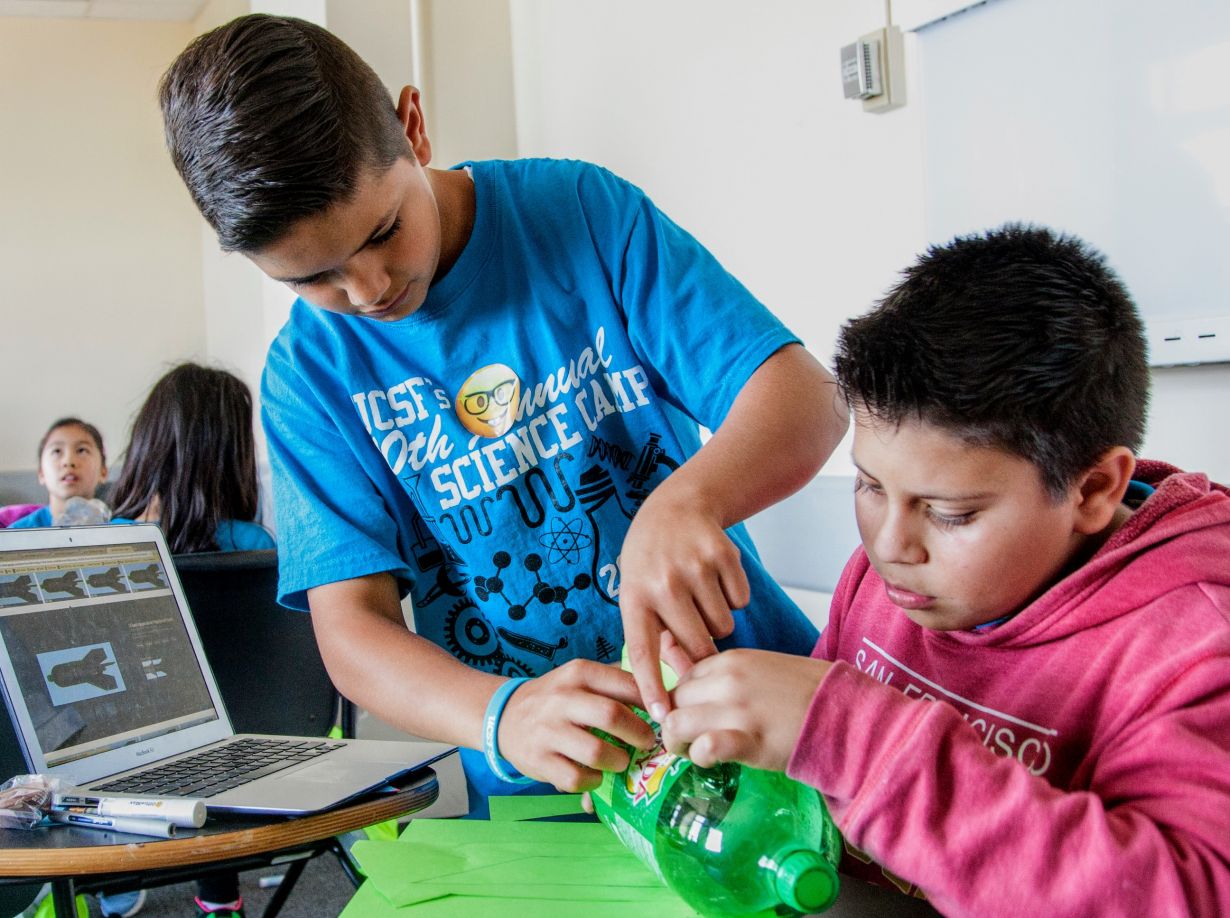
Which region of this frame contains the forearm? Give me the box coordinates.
[308,573,502,749]
[655,343,847,527]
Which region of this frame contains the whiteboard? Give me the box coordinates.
[917,0,1230,364]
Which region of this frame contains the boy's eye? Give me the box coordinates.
[370,217,402,247]
[927,508,975,529]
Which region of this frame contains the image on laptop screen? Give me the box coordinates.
[0,540,220,768]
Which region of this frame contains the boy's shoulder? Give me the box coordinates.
[467,157,645,210]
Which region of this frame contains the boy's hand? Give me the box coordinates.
[496,659,657,792]
[661,649,832,772]
[619,485,750,723]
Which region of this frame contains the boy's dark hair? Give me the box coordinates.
[39,417,106,465]
[110,363,260,554]
[833,224,1149,498]
[159,14,408,253]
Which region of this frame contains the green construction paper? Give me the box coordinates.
[342,881,703,918]
[487,793,585,821]
[341,880,402,918]
[356,837,630,884]
[355,844,661,906]
[347,813,710,913]
[395,818,618,845]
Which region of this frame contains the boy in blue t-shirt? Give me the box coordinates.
[159,14,848,809]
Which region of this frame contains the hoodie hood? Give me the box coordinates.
[934,460,1230,648]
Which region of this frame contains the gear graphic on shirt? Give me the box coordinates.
[497,656,536,678]
[443,598,502,666]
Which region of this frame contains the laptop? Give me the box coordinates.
[0,523,456,815]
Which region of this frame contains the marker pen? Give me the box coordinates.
[48,809,177,839]
[53,794,205,828]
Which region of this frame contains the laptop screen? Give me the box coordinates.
[0,539,221,768]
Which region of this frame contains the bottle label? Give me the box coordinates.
[593,710,689,876]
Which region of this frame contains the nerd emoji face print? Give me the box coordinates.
[456,364,520,438]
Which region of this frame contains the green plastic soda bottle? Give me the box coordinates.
[591,654,842,917]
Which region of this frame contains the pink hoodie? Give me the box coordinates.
[787,461,1230,917]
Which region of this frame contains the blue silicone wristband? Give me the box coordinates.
[483,677,535,785]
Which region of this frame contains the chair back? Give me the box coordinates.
[0,701,43,914]
[172,550,338,737]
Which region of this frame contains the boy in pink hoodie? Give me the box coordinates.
[661,224,1230,916]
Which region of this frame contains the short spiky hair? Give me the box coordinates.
[159,14,409,253]
[833,224,1149,497]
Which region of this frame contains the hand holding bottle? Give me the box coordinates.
[590,650,841,917]
[495,659,656,792]
[662,649,833,771]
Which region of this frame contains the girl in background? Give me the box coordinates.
[8,417,111,529]
[110,362,271,917]
[110,362,273,553]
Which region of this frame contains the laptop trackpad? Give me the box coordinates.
[290,759,375,783]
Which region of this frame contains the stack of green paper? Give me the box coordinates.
[340,795,703,917]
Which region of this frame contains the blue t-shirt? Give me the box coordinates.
[262,159,819,803]
[6,506,52,528]
[214,519,276,551]
[7,508,273,553]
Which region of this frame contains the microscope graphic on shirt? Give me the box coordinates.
[625,432,680,510]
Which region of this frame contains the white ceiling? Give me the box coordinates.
[0,0,208,20]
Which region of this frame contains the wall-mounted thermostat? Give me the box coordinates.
[841,26,906,113]
[841,38,882,99]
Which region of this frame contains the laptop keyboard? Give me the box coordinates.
[95,738,344,798]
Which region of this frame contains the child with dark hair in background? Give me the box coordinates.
[662,225,1230,915]
[8,417,112,529]
[109,362,271,917]
[110,362,273,555]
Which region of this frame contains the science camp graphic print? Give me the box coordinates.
[349,326,680,677]
[263,158,818,686]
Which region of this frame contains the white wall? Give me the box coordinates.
[502,0,1229,482]
[2,2,1225,490]
[418,0,519,169]
[0,16,203,475]
[505,0,928,476]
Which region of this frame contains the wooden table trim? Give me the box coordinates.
[0,773,435,877]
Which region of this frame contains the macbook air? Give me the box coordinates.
[0,523,455,815]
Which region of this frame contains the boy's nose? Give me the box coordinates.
[344,259,392,309]
[873,514,927,565]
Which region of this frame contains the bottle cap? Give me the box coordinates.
[775,848,840,913]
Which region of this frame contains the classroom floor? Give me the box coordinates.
[125,854,356,918]
[15,854,357,918]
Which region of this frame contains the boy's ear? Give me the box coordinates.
[1071,446,1136,535]
[396,85,432,167]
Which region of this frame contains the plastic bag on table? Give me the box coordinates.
[0,774,60,829]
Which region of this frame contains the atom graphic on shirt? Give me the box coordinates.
[537,517,592,564]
